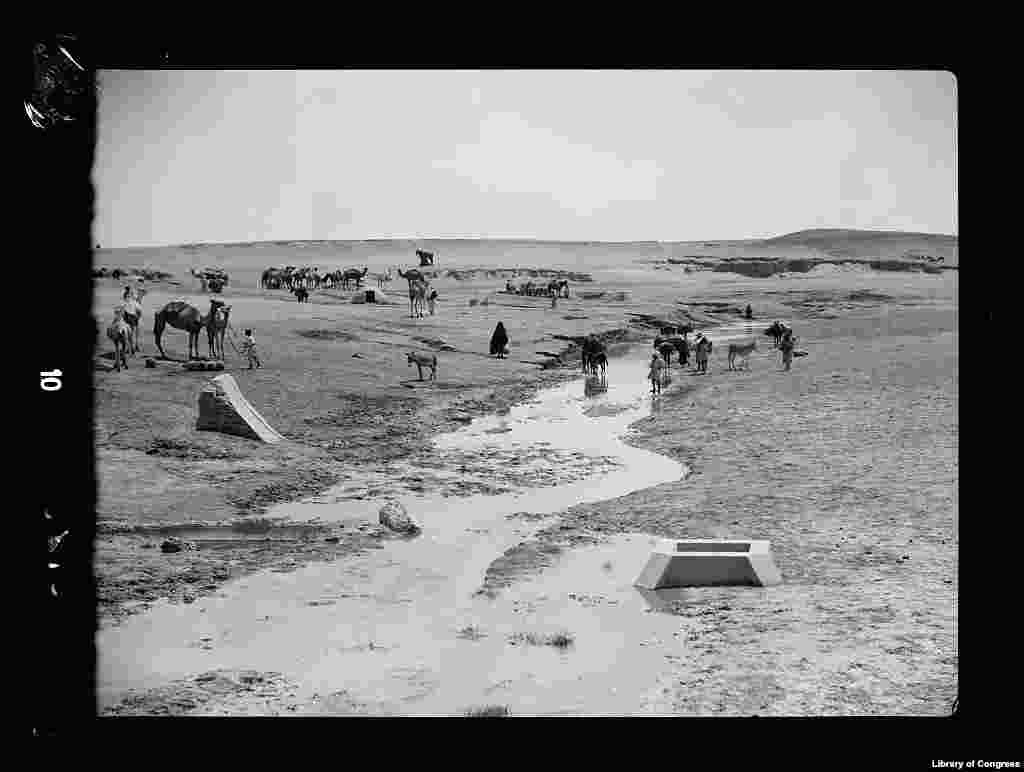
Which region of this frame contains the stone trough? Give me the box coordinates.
[634,539,782,589]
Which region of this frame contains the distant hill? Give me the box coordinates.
[760,229,958,264]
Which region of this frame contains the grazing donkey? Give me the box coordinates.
[407,351,437,381]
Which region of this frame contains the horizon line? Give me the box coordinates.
[99,227,959,251]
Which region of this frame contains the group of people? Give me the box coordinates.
[648,331,713,393]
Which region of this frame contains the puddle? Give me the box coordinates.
[97,347,708,715]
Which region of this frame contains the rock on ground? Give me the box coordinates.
[378,499,420,535]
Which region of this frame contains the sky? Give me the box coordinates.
[94,69,957,248]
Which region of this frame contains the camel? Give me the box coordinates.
[206,303,232,360]
[107,307,131,372]
[416,249,435,267]
[260,268,282,289]
[153,298,224,360]
[190,268,208,293]
[264,266,296,290]
[293,267,321,290]
[547,279,570,298]
[293,286,309,303]
[397,269,429,317]
[410,280,429,318]
[341,267,368,290]
[317,269,339,289]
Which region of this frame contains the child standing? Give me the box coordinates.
[648,352,665,395]
[242,328,261,369]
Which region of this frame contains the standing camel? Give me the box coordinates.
[397,269,428,317]
[107,307,132,372]
[546,279,570,298]
[410,280,429,318]
[206,303,232,360]
[341,267,369,290]
[153,298,224,360]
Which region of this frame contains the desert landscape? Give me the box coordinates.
[91,229,958,716]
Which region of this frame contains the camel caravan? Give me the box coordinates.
[503,278,571,298]
[260,265,378,294]
[100,249,442,373]
[255,250,440,308]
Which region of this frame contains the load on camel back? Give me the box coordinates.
[190,267,230,293]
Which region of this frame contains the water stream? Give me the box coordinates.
[97,325,764,715]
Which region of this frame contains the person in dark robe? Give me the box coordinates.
[745,304,753,319]
[658,341,674,367]
[490,322,509,358]
[676,336,690,368]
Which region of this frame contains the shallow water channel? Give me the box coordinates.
[97,332,763,716]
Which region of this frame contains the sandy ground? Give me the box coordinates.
[93,245,957,715]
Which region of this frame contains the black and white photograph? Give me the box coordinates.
[68,63,960,718]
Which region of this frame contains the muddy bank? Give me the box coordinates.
[95,524,400,625]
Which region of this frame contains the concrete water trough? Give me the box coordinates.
[634,539,782,589]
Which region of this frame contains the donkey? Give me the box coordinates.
[407,351,437,381]
[727,340,757,370]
